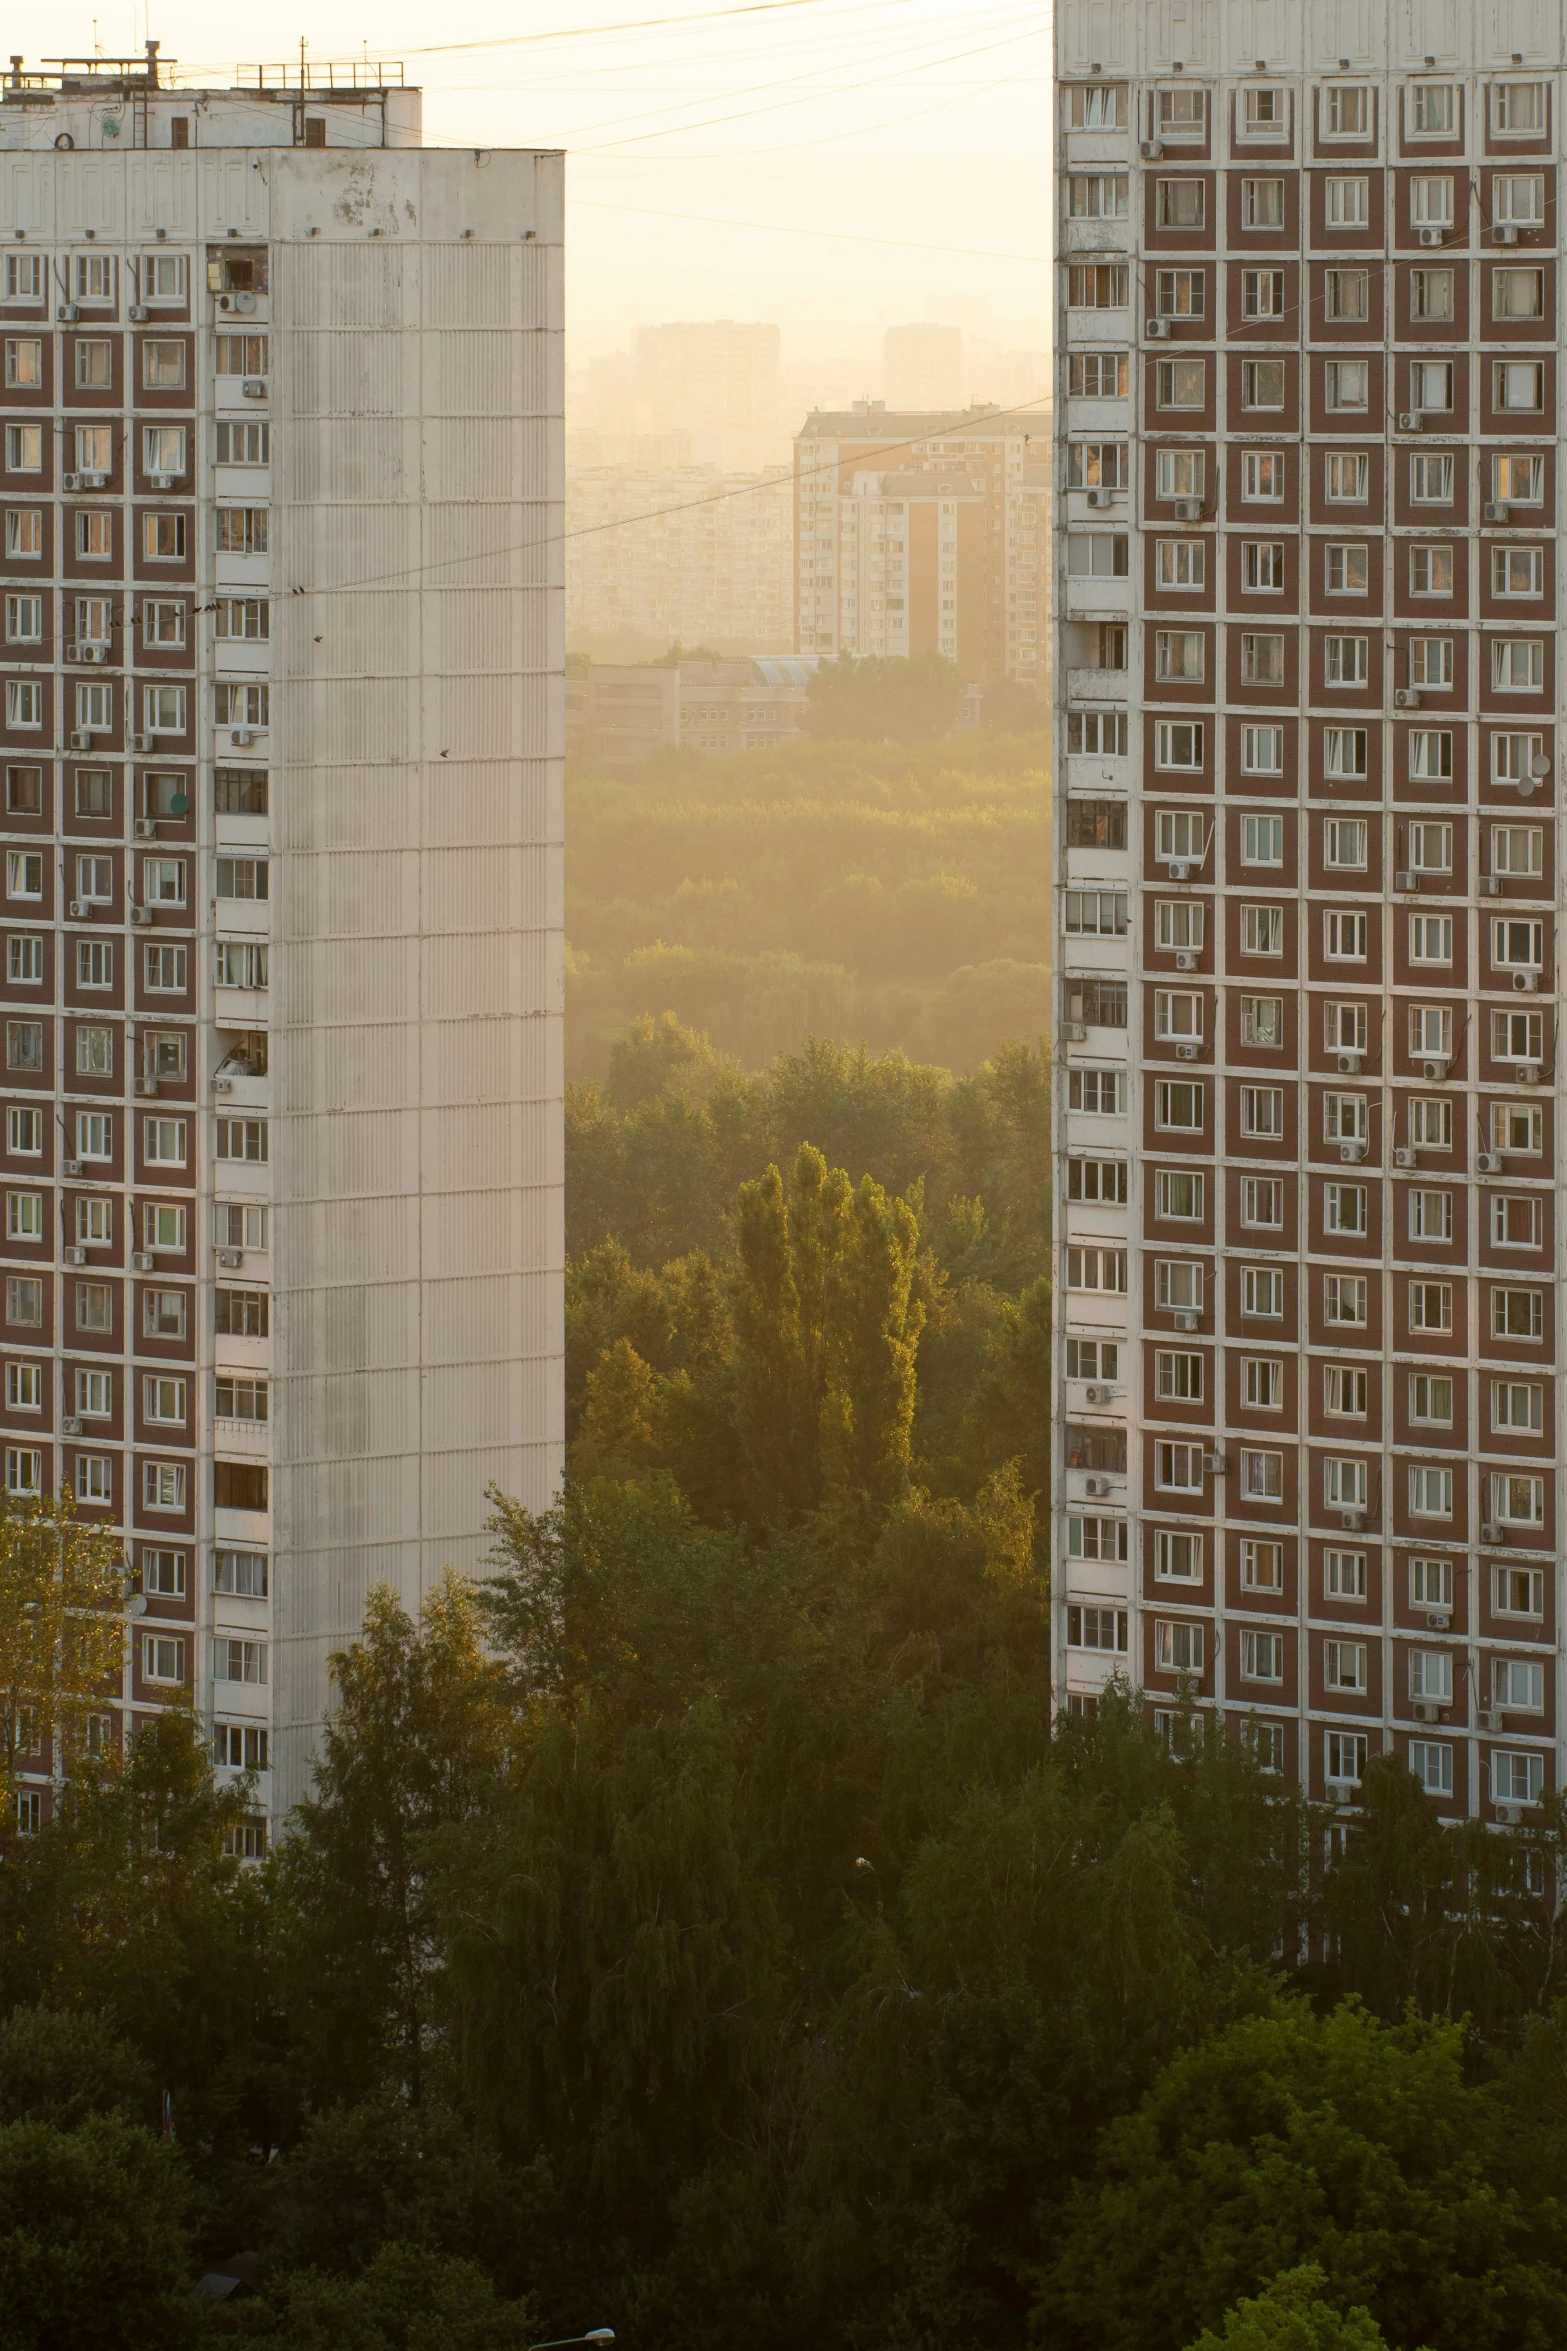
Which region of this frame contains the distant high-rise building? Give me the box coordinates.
[884,322,965,410]
[1052,6,1562,1822]
[631,321,782,467]
[567,464,794,654]
[795,403,1051,685]
[0,50,563,1825]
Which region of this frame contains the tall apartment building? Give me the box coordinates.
[1052,5,1564,1821]
[796,401,1051,686]
[566,461,793,654]
[0,52,564,1824]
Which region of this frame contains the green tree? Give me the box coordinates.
[216,2241,537,2351]
[0,1487,128,1795]
[805,654,964,742]
[0,2113,200,2350]
[1039,1998,1567,2351]
[0,2005,154,2131]
[276,1575,512,2111]
[1186,2268,1398,2351]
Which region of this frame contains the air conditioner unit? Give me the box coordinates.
[135,818,157,839]
[134,1076,157,1097]
[1062,1020,1088,1043]
[1085,1384,1111,1405]
[128,302,149,321]
[231,729,255,748]
[130,734,148,753]
[68,897,95,919]
[1173,1308,1200,1332]
[1168,859,1192,881]
[68,730,91,751]
[131,1250,155,1272]
[1394,688,1421,709]
[1140,139,1164,160]
[1476,1150,1501,1172]
[211,1076,234,1095]
[1426,1611,1450,1631]
[1341,1509,1364,1531]
[1146,318,1171,339]
[64,1246,87,1267]
[62,1159,81,1177]
[79,469,109,490]
[1517,1063,1542,1084]
[1478,875,1503,896]
[129,906,152,927]
[1510,968,1537,991]
[1339,1140,1367,1163]
[1398,411,1423,430]
[1086,487,1113,509]
[1176,1042,1199,1061]
[1173,497,1201,521]
[1337,1051,1361,1075]
[1495,1803,1520,1825]
[1394,869,1417,891]
[57,302,79,322]
[1478,1707,1502,1732]
[61,1416,82,1436]
[242,378,267,399]
[1479,1524,1501,1545]
[1417,226,1444,248]
[1413,1700,1440,1723]
[1174,950,1198,971]
[1495,222,1520,245]
[1084,1474,1111,1497]
[1483,501,1508,523]
[81,643,107,664]
[1423,1059,1447,1081]
[1203,1453,1226,1475]
[147,471,175,491]
[218,1249,243,1270]
[61,472,82,493]
[1393,1145,1417,1168]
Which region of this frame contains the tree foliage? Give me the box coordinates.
[0,1486,128,1793]
[804,653,965,743]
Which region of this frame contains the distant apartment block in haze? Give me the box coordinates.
[566,655,815,769]
[795,402,1051,686]
[884,321,964,410]
[0,50,564,1825]
[566,463,793,655]
[1052,0,1565,1822]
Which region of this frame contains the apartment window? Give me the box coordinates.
[1063,891,1129,939]
[1241,269,1285,318]
[5,681,42,729]
[76,771,112,819]
[1324,1640,1367,1693]
[214,420,271,467]
[1324,636,1368,686]
[215,333,269,376]
[1242,176,1284,227]
[1491,1472,1546,1527]
[1408,911,1453,966]
[1238,1631,1283,1684]
[1410,453,1454,503]
[1494,454,1544,507]
[1325,1548,1366,1598]
[144,944,188,993]
[1155,540,1205,590]
[1154,1169,1203,1219]
[1153,1351,1203,1405]
[1409,822,1452,875]
[1239,1088,1284,1139]
[1155,270,1206,319]
[143,1290,187,1340]
[1236,1000,1280,1054]
[1067,265,1130,308]
[1154,991,1203,1044]
[5,764,40,814]
[1409,268,1453,323]
[1240,1264,1283,1317]
[1237,815,1282,870]
[1494,1563,1544,1614]
[5,509,41,558]
[1324,85,1368,135]
[216,1377,269,1424]
[5,1106,41,1157]
[1154,1618,1205,1670]
[1324,1183,1367,1235]
[1409,637,1453,690]
[1409,1280,1452,1333]
[1156,179,1204,230]
[144,1202,188,1253]
[1065,1245,1128,1294]
[1153,1529,1202,1581]
[1489,1370,1544,1450]
[1324,1274,1368,1326]
[1240,904,1282,956]
[1494,359,1545,418]
[1492,639,1544,692]
[1409,82,1455,135]
[1155,358,1207,409]
[1324,178,1369,230]
[1410,1649,1454,1706]
[214,1638,269,1687]
[1326,1731,1368,1786]
[1154,722,1204,771]
[1155,631,1205,683]
[1324,544,1368,595]
[1065,1339,1120,1381]
[1234,1544,1283,1601]
[1240,359,1285,411]
[1066,799,1128,849]
[1411,176,1453,228]
[215,1287,270,1339]
[1409,1464,1454,1519]
[75,1112,112,1163]
[215,507,269,556]
[1323,819,1366,870]
[1323,729,1368,779]
[214,1551,271,1601]
[6,937,41,988]
[1491,1286,1544,1343]
[1241,1449,1283,1502]
[1067,353,1129,397]
[1494,1659,1545,1714]
[1492,1100,1543,1153]
[1240,635,1285,685]
[1153,450,1205,502]
[1324,269,1368,322]
[73,339,112,390]
[1408,545,1453,598]
[140,1374,187,1426]
[143,1116,188,1167]
[1155,901,1203,951]
[216,856,270,904]
[1323,911,1367,961]
[1068,1069,1126,1115]
[4,851,40,904]
[1408,731,1453,781]
[1492,733,1548,787]
[1493,1751,1545,1806]
[76,512,114,563]
[5,1361,39,1411]
[1492,268,1545,320]
[4,423,41,475]
[1066,533,1128,579]
[74,940,113,992]
[1324,452,1368,503]
[6,1191,40,1241]
[1240,727,1283,777]
[1155,1260,1204,1312]
[1409,1559,1453,1615]
[1408,1190,1453,1246]
[1241,450,1284,501]
[142,685,188,739]
[1065,714,1128,758]
[1492,546,1545,598]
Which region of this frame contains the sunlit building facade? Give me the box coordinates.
[1052,1,1562,1819]
[0,52,563,1826]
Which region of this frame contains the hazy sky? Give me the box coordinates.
[13,0,1050,361]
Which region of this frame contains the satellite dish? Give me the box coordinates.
[1529,754,1550,777]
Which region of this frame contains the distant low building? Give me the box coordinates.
[566,657,818,769]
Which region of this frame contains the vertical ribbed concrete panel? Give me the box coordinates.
[269,153,564,1805]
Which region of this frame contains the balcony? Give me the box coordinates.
[1067,666,1128,703]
